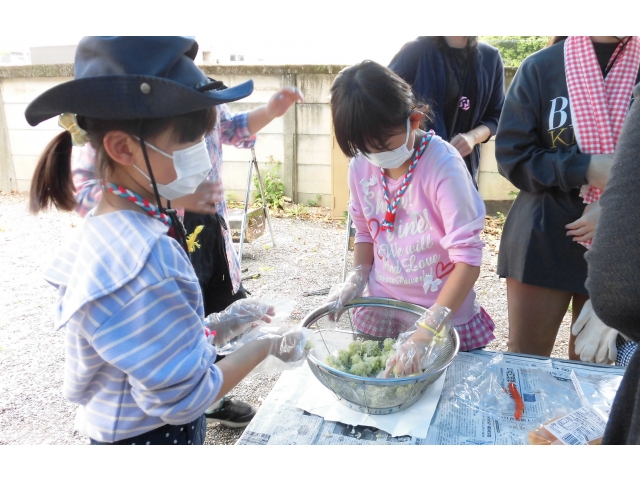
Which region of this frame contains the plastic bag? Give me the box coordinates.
[212,295,296,355]
[446,354,514,417]
[446,354,583,423]
[527,405,608,445]
[527,371,614,445]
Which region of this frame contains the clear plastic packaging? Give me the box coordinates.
[445,353,584,423]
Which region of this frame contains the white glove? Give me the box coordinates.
[572,299,618,364]
[325,265,371,321]
[383,304,452,378]
[205,298,275,346]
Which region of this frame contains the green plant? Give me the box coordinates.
[287,204,308,218]
[481,36,550,68]
[253,156,285,210]
[508,190,519,198]
[307,194,323,207]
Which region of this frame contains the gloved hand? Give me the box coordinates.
[383,304,452,378]
[205,298,276,346]
[325,265,371,321]
[265,327,312,363]
[572,299,618,364]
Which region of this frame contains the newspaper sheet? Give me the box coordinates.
[236,350,624,445]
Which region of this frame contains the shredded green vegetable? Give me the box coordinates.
[326,338,395,378]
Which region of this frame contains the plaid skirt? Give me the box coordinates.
[352,304,495,352]
[616,335,638,368]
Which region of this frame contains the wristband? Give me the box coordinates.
[418,322,438,335]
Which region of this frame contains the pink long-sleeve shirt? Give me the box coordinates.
[348,134,486,326]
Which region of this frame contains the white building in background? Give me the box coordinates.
[0,49,31,65]
[30,45,77,64]
[199,46,265,65]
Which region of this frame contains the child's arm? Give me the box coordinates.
[433,262,480,314]
[218,88,303,148]
[213,329,308,401]
[353,242,374,270]
[246,87,304,135]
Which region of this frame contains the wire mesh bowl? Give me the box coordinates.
[301,297,459,415]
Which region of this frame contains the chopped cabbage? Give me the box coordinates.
[326,338,395,378]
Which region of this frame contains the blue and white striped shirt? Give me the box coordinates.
[44,210,223,443]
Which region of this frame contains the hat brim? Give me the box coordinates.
[25,75,254,126]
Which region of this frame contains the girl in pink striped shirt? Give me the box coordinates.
[327,61,495,375]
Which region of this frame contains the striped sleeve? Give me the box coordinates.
[89,275,221,425]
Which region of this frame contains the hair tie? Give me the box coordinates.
[58,113,89,147]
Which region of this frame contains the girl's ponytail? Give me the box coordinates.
[29,131,76,214]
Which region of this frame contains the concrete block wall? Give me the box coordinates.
[0,64,519,205]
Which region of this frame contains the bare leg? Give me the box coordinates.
[569,293,589,361]
[506,278,573,357]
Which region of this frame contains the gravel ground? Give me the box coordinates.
[0,192,573,445]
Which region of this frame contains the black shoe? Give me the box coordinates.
[204,398,257,428]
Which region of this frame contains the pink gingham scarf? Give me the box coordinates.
[564,36,640,248]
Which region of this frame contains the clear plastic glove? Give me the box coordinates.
[383,304,452,378]
[325,265,370,321]
[572,299,618,364]
[170,180,222,215]
[205,298,276,347]
[248,326,313,375]
[265,327,311,363]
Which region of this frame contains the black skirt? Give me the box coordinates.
[90,415,207,445]
[497,188,589,295]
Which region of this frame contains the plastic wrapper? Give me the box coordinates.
[210,295,295,355]
[527,370,615,445]
[527,405,608,445]
[445,353,583,423]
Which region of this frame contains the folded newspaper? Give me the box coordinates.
[236,350,623,445]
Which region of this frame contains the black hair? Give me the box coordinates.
[330,60,431,158]
[430,36,479,51]
[29,108,217,214]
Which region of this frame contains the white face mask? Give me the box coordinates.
[133,137,211,201]
[363,117,415,169]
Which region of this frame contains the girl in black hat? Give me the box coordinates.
[26,36,309,445]
[70,88,303,428]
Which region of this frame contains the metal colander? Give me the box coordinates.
[301,297,459,415]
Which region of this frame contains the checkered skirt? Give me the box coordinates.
[616,335,638,368]
[351,304,495,352]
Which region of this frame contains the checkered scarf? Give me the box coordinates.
[564,36,640,248]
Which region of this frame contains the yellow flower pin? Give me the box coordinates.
[186,225,205,253]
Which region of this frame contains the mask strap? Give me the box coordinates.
[137,123,190,256]
[137,123,165,213]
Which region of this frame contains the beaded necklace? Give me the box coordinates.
[380,130,433,232]
[101,180,172,227]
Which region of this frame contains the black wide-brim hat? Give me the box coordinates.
[25,36,253,126]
